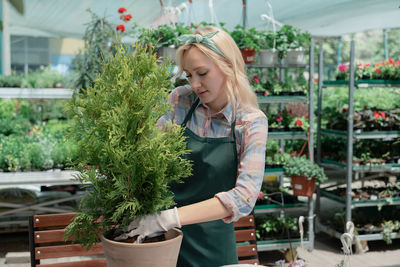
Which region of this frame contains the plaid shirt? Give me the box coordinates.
[157,86,268,222]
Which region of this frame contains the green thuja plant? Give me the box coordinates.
[64,40,192,248]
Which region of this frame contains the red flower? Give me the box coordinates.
[194,24,199,28]
[257,191,263,199]
[264,90,269,96]
[314,78,318,83]
[342,108,348,113]
[295,119,303,127]
[373,111,380,119]
[276,115,283,122]
[116,24,125,32]
[380,111,386,118]
[364,63,370,67]
[122,14,132,21]
[118,7,127,13]
[252,76,260,83]
[375,68,381,74]
[305,113,309,119]
[396,60,400,66]
[388,57,394,65]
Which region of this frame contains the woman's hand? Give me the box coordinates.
[115,207,181,243]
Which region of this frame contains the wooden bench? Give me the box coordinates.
[29,212,106,267]
[29,212,259,266]
[234,214,259,264]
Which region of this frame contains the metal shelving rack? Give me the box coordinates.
[249,38,315,252]
[0,88,77,228]
[315,40,400,243]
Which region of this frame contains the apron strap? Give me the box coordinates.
[181,97,236,141]
[182,98,200,127]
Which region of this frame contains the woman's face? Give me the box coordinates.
[183,46,228,114]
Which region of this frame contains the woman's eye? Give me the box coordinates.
[199,72,207,76]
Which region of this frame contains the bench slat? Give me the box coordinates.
[34,229,71,243]
[35,243,104,260]
[234,215,255,228]
[33,213,77,228]
[237,244,258,257]
[235,229,256,242]
[37,258,107,267]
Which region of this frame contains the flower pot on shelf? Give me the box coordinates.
[291,175,316,197]
[241,48,256,64]
[283,50,305,65]
[258,49,279,66]
[159,46,178,62]
[101,228,183,267]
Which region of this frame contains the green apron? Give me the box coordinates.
[171,98,239,267]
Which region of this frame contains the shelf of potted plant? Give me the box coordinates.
[316,40,400,246]
[320,187,400,208]
[246,35,316,251]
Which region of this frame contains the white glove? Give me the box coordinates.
[114,207,181,243]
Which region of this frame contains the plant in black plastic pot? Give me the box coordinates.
[64,39,192,267]
[283,156,327,197]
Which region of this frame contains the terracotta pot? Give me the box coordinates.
[291,175,316,197]
[101,228,183,267]
[241,48,256,64]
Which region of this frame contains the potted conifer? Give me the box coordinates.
[64,39,192,267]
[283,156,327,197]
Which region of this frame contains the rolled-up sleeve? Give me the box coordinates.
[215,114,268,222]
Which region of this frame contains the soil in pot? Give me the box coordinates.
[101,228,183,267]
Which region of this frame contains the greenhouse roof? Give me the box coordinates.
[8,0,400,38]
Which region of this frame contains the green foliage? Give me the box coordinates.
[0,121,76,171]
[64,40,192,248]
[283,156,327,184]
[275,25,311,58]
[382,220,400,245]
[71,9,115,91]
[230,25,261,50]
[0,67,66,88]
[255,214,299,240]
[138,22,191,50]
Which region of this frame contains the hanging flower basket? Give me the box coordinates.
[291,175,316,197]
[259,49,279,66]
[241,48,256,64]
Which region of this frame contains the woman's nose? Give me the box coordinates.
[190,76,201,91]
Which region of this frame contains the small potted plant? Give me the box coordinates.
[230,25,260,64]
[64,39,192,267]
[258,30,279,66]
[275,25,311,65]
[283,156,327,197]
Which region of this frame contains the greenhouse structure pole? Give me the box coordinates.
[316,43,323,218]
[345,40,355,224]
[242,0,247,29]
[383,29,388,60]
[316,43,323,165]
[1,0,10,75]
[307,37,315,251]
[337,37,341,66]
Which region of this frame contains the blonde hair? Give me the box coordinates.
[176,26,258,114]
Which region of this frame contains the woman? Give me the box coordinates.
[118,26,268,266]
